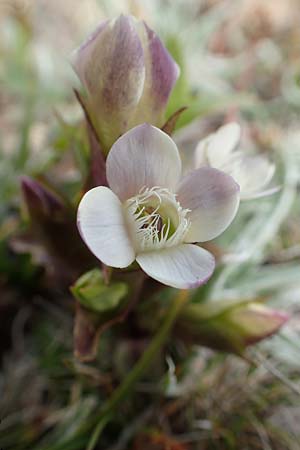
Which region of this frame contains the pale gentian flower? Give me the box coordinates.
[77,124,240,289]
[195,122,277,200]
[72,15,179,152]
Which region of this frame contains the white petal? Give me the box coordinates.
[77,186,135,268]
[136,244,215,289]
[106,124,181,201]
[207,122,241,167]
[241,185,280,200]
[177,167,240,243]
[194,135,212,167]
[234,155,275,199]
[195,122,241,169]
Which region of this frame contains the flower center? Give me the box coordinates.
[124,187,190,252]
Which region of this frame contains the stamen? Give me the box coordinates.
[125,187,191,252]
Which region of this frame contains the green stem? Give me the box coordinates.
[86,290,189,450]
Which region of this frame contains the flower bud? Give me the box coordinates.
[178,301,289,354]
[227,303,289,346]
[21,176,66,222]
[20,176,94,283]
[72,15,179,152]
[71,268,128,313]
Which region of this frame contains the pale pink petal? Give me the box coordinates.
[107,124,182,201]
[77,186,135,268]
[177,167,240,243]
[136,244,215,289]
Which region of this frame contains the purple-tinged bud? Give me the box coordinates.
[72,15,179,152]
[177,301,289,355]
[21,176,66,222]
[228,303,289,346]
[20,176,95,284]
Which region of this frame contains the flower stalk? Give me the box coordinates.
[86,289,189,450]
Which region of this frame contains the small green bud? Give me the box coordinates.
[71,268,128,313]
